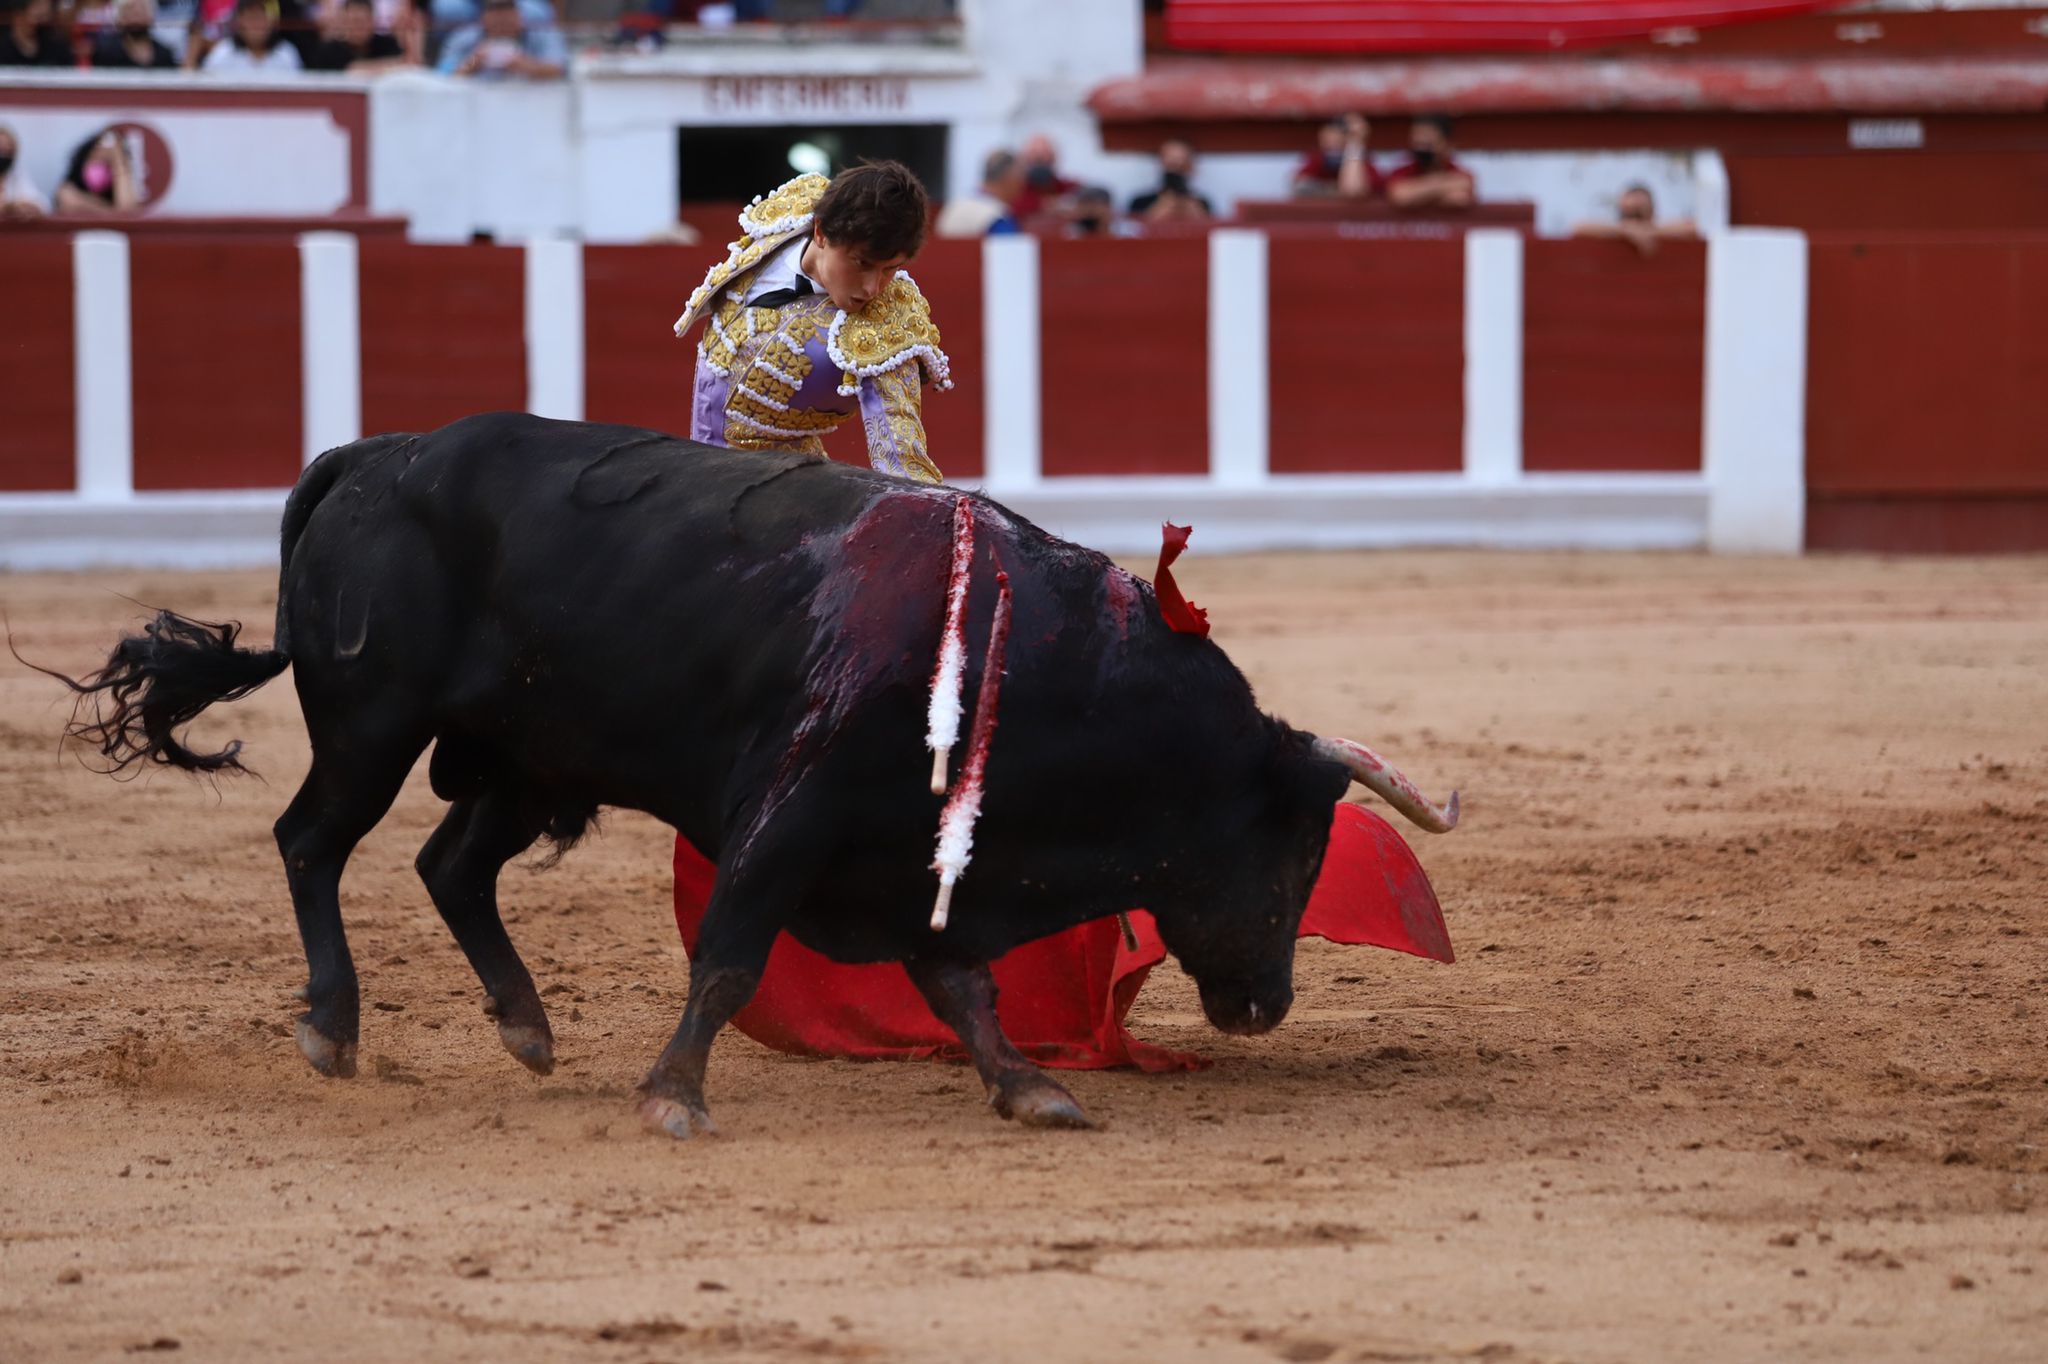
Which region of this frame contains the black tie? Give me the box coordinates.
[750,275,815,309]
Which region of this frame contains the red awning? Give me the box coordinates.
[1164,0,1854,52]
[1089,54,2048,119]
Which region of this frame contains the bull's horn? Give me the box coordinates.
[1311,736,1461,833]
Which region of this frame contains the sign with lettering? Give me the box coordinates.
[705,76,913,119]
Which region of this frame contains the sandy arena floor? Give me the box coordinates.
[2,550,2044,1363]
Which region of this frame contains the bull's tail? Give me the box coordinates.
[17,434,410,777]
[25,612,289,776]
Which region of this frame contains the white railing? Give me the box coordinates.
[0,228,1808,570]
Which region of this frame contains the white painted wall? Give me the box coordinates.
[369,73,579,243]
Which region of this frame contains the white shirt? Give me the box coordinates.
[744,236,819,306]
[0,164,49,213]
[203,39,304,74]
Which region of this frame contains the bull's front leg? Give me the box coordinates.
[903,955,1095,1130]
[637,846,790,1140]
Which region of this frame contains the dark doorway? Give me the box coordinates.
[677,123,950,207]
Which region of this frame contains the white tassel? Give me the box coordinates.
[925,495,975,795]
[930,570,1012,931]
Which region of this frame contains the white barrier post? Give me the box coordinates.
[525,236,585,421]
[1208,228,1269,489]
[299,231,362,466]
[1704,229,1807,554]
[1462,228,1523,486]
[72,231,134,502]
[981,233,1041,492]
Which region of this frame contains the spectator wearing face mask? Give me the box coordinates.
[202,0,305,72]
[439,0,565,79]
[1128,139,1213,223]
[92,0,180,67]
[1011,134,1077,220]
[1292,113,1378,199]
[0,123,50,220]
[1572,183,1698,257]
[308,0,412,69]
[1386,115,1475,211]
[55,128,141,216]
[0,0,76,66]
[1062,185,1139,239]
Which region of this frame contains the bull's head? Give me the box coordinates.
[1152,727,1459,1038]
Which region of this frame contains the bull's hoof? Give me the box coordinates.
[990,1075,1096,1130]
[295,1018,358,1079]
[497,1023,556,1076]
[637,1094,717,1141]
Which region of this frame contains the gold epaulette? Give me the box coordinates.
[826,273,953,395]
[673,173,831,339]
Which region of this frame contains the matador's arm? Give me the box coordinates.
[858,365,942,485]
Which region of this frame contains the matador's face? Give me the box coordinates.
[804,227,911,316]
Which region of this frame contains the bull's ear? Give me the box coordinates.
[1272,720,1351,811]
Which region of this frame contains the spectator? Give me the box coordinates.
[1128,138,1212,222]
[1011,133,1077,219]
[428,0,554,47]
[1571,183,1698,256]
[202,0,305,72]
[54,128,141,216]
[307,0,411,68]
[0,123,50,220]
[1386,115,1474,211]
[1292,113,1377,199]
[0,0,77,66]
[438,0,564,78]
[92,0,179,67]
[185,0,317,68]
[933,148,1023,239]
[1062,185,1138,239]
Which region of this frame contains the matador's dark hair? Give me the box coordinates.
[814,160,930,262]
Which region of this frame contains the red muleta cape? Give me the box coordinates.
[671,802,1453,1072]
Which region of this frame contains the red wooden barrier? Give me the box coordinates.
[1039,237,1209,477]
[0,238,75,493]
[1806,236,2048,551]
[1522,238,1705,473]
[584,244,723,438]
[359,242,525,436]
[1267,239,1463,473]
[130,240,301,490]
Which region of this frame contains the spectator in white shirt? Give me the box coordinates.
[0,123,50,219]
[202,0,303,73]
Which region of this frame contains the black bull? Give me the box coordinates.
[49,412,1455,1136]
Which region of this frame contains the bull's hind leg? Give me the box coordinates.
[904,956,1095,1130]
[415,790,554,1075]
[274,731,428,1079]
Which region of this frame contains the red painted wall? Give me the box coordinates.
[359,242,525,435]
[1268,239,1463,473]
[129,240,301,490]
[1730,152,2048,233]
[1523,238,1705,473]
[0,239,75,493]
[584,243,722,438]
[1039,237,1209,477]
[1805,235,2048,551]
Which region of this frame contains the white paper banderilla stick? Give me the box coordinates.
[930,569,1011,932]
[926,494,976,796]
